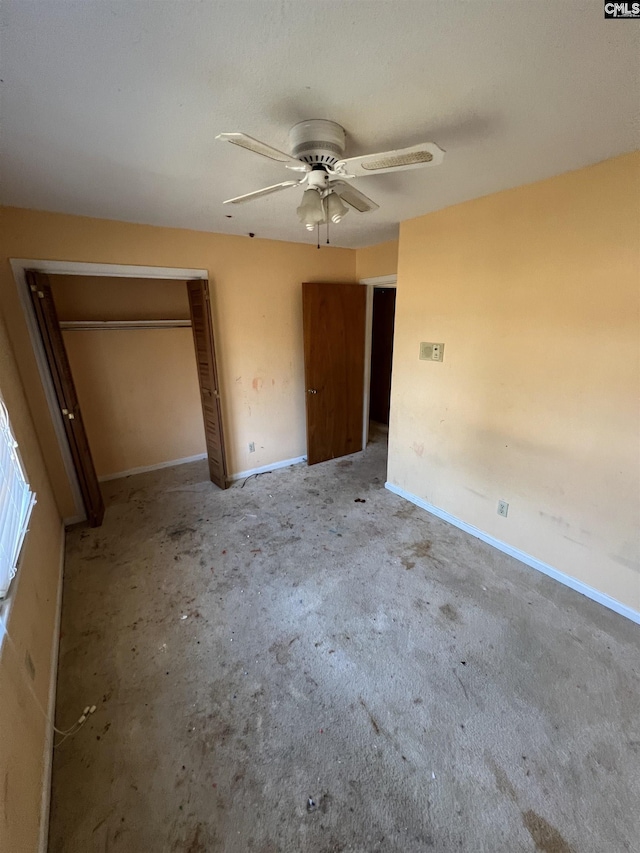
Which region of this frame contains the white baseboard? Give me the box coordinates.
[230,455,306,482]
[38,522,65,853]
[385,482,640,625]
[63,514,85,527]
[98,453,208,482]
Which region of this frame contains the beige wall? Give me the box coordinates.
[49,276,205,479]
[389,152,640,612]
[62,329,206,478]
[51,275,191,321]
[0,210,356,518]
[356,239,398,280]
[0,310,63,852]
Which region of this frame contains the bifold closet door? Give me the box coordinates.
[187,279,228,490]
[26,270,104,526]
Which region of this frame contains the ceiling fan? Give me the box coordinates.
[216,120,445,233]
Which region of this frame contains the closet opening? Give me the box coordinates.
[21,269,228,526]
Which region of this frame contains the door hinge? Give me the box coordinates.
[61,409,75,420]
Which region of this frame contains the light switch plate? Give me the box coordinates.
[420,342,445,362]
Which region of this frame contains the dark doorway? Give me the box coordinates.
[369,287,396,425]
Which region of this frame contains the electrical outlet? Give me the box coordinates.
[420,342,445,362]
[248,442,255,453]
[497,500,509,518]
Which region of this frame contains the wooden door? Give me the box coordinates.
[302,281,367,465]
[187,280,228,489]
[26,271,105,526]
[369,287,396,425]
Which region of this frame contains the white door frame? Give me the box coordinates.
[10,259,208,524]
[359,274,397,448]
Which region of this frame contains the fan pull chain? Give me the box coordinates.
[317,222,320,250]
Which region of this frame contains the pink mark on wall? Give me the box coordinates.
[412,441,425,457]
[252,377,263,391]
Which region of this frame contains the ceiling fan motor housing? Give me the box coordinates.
[289,120,346,168]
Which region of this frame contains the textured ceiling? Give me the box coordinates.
[1,1,638,248]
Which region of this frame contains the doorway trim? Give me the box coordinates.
[10,259,209,524]
[359,274,397,449]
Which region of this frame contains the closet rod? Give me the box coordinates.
[59,320,192,331]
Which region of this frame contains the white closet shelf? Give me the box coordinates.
[59,320,192,331]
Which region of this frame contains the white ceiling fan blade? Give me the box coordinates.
[334,142,445,177]
[332,181,379,213]
[223,181,301,205]
[216,133,310,172]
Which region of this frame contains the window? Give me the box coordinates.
[0,399,36,598]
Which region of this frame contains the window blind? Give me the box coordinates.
[0,400,36,598]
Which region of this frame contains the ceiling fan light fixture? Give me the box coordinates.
[217,124,444,229]
[326,192,349,224]
[296,188,326,228]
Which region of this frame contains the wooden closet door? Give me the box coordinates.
[187,280,228,489]
[26,271,105,526]
[302,281,367,465]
